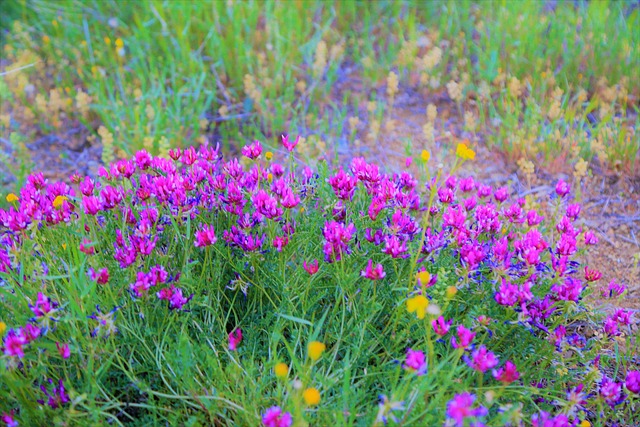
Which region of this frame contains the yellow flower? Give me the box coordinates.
[6,193,19,203]
[307,341,326,361]
[274,362,289,378]
[406,295,429,319]
[416,270,430,285]
[52,195,68,209]
[61,243,67,250]
[303,387,321,406]
[115,38,124,48]
[446,286,458,299]
[0,321,6,335]
[456,142,475,160]
[579,421,591,427]
[421,149,430,162]
[104,36,111,46]
[42,35,50,44]
[265,151,273,161]
[267,173,273,182]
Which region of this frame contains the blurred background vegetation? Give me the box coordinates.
[0,0,638,192]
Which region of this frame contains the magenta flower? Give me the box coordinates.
[361,259,386,280]
[303,259,319,275]
[195,225,217,247]
[451,325,476,350]
[229,328,242,351]
[584,266,602,282]
[599,376,626,407]
[604,280,625,298]
[79,238,96,255]
[494,186,509,202]
[555,179,570,197]
[584,230,598,245]
[322,221,356,263]
[495,279,519,307]
[1,411,18,427]
[403,348,427,375]
[241,140,263,159]
[625,370,640,394]
[157,285,193,310]
[328,169,358,200]
[446,393,487,427]
[531,411,570,427]
[432,316,452,336]
[281,134,299,152]
[262,406,293,427]
[3,330,26,358]
[492,360,520,383]
[466,345,499,372]
[30,292,54,318]
[56,342,70,359]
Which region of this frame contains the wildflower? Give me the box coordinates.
[584,266,602,282]
[0,321,5,335]
[274,362,289,378]
[281,134,300,152]
[228,328,242,351]
[38,379,70,409]
[30,292,55,318]
[194,225,217,247]
[88,305,119,338]
[421,150,430,162]
[604,280,626,298]
[52,195,68,209]
[262,406,292,427]
[625,370,640,394]
[5,193,18,203]
[361,259,386,280]
[56,342,70,359]
[432,316,452,336]
[303,387,321,406]
[3,330,26,358]
[555,180,570,198]
[466,345,499,372]
[406,294,429,319]
[416,270,430,286]
[1,411,17,427]
[265,151,273,161]
[451,325,476,350]
[375,394,405,425]
[492,361,520,383]
[446,393,487,427]
[446,286,458,299]
[599,376,626,407]
[89,267,110,285]
[584,230,598,245]
[403,348,427,375]
[456,142,475,160]
[495,279,519,306]
[241,140,262,159]
[303,260,319,275]
[308,341,326,361]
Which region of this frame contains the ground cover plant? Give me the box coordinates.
[0,139,638,426]
[0,1,639,426]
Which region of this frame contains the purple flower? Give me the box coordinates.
[494,186,509,202]
[322,221,356,263]
[1,411,18,427]
[361,259,386,280]
[451,325,476,350]
[241,140,263,159]
[432,316,452,336]
[466,345,499,372]
[403,348,427,375]
[446,393,487,427]
[38,379,70,409]
[281,134,299,152]
[555,179,570,197]
[599,376,626,407]
[262,406,293,427]
[584,230,598,245]
[625,370,640,394]
[495,279,519,306]
[229,328,242,351]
